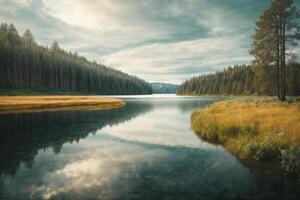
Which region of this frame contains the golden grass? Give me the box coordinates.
[192,99,300,160]
[0,96,125,114]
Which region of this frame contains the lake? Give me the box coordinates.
[0,94,300,200]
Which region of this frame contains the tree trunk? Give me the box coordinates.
[276,23,281,100]
[281,14,286,101]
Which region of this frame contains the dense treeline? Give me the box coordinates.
[0,23,152,95]
[177,64,300,96]
[250,0,299,101]
[178,65,255,95]
[179,0,300,98]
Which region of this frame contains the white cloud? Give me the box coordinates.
[44,1,99,29]
[27,140,170,199]
[0,0,276,83]
[104,35,251,83]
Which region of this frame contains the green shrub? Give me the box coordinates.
[280,101,290,107]
[246,137,282,161]
[281,147,300,178]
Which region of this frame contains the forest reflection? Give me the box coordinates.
[0,101,153,177]
[1,97,300,200]
[0,97,220,177]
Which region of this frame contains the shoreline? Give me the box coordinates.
[0,96,125,114]
[191,98,300,179]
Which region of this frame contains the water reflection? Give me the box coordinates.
[0,96,300,200]
[0,101,152,177]
[122,96,225,113]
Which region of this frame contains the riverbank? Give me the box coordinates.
[0,96,125,114]
[191,98,300,178]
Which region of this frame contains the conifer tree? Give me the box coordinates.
[250,0,299,101]
[0,23,152,95]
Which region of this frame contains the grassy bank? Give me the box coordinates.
[0,96,125,114]
[191,98,300,177]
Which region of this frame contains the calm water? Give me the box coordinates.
[0,94,300,200]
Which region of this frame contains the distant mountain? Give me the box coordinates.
[151,82,180,93]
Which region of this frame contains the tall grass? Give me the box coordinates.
[0,96,125,114]
[192,98,300,177]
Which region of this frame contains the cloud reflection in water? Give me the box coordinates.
[2,96,299,200]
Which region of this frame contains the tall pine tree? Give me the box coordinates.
[250,0,299,101]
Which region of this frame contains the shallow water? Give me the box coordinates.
[0,94,299,200]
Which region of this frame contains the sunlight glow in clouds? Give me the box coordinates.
[1,0,294,83]
[45,1,99,29]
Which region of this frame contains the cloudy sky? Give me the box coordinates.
[0,0,299,84]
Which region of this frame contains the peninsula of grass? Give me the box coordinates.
[191,98,300,177]
[0,96,125,114]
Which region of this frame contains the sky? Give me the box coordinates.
[0,0,299,84]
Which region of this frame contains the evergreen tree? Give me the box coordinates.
[250,0,300,101]
[177,64,300,96]
[22,30,35,46]
[0,23,152,95]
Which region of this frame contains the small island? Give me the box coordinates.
[0,96,125,114]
